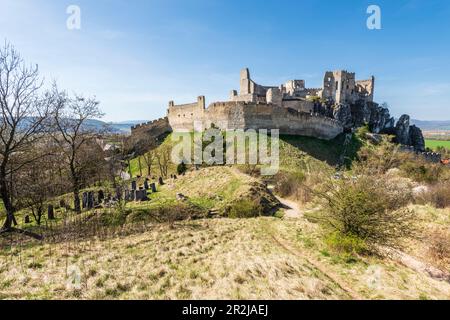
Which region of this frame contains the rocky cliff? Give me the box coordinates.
[330,101,425,152]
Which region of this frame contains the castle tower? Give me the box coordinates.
[240,68,251,95]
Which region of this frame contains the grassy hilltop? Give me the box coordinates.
[1,131,450,300]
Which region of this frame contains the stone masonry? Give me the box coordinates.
[132,68,424,150]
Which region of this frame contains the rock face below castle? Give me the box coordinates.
[132,68,425,151]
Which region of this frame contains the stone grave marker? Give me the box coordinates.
[48,204,55,220]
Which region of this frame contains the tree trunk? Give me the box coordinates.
[74,189,81,213]
[0,167,16,230]
[138,157,143,177]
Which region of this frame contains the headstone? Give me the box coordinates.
[158,177,164,185]
[150,183,157,193]
[144,180,149,190]
[131,181,137,190]
[24,215,30,224]
[82,192,88,209]
[48,205,55,220]
[135,190,149,202]
[115,187,122,200]
[98,190,105,203]
[176,193,188,201]
[87,191,94,209]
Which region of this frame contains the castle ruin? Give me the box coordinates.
[132,68,424,151]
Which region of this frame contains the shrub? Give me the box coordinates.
[274,171,307,199]
[421,181,450,208]
[428,230,450,269]
[226,199,263,218]
[400,161,443,184]
[325,232,368,255]
[355,139,413,175]
[315,174,416,253]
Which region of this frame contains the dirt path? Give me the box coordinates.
[276,196,302,218]
[384,248,450,283]
[268,233,363,300]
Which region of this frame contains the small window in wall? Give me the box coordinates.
[178,114,180,118]
[335,81,339,89]
[191,113,193,116]
[183,114,185,117]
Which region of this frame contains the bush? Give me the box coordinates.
[274,171,304,196]
[421,181,450,208]
[226,199,263,218]
[355,139,413,175]
[428,230,450,269]
[315,174,416,253]
[325,232,368,255]
[400,161,444,184]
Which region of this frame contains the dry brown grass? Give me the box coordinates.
[1,215,450,300]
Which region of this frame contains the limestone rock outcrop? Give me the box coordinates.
[368,103,395,134]
[333,104,353,129]
[393,114,425,152]
[395,114,411,145]
[409,125,426,152]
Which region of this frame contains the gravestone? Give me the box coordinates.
[48,205,55,220]
[115,187,122,200]
[144,180,149,190]
[24,215,30,224]
[131,181,137,190]
[150,183,157,193]
[87,191,94,209]
[98,190,105,203]
[158,177,164,185]
[135,190,149,202]
[82,192,88,209]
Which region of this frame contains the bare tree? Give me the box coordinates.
[18,149,56,225]
[0,42,51,238]
[143,149,156,177]
[52,89,104,213]
[156,144,171,178]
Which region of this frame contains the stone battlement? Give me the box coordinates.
[131,117,168,131]
[131,68,394,143]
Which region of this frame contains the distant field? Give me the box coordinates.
[425,139,450,150]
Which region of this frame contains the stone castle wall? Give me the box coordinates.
[130,117,172,139]
[167,99,343,140]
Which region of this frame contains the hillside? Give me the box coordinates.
[1,188,449,299]
[2,133,450,300]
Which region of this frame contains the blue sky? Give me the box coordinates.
[1,0,449,121]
